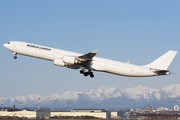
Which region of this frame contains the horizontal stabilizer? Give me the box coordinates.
[153,70,170,75]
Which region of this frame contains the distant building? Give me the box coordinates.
[56,109,111,118]
[124,114,129,118]
[135,109,141,113]
[111,112,118,118]
[174,105,179,111]
[111,111,124,118]
[152,109,156,112]
[0,110,36,118]
[141,105,153,113]
[145,105,153,111]
[36,111,50,119]
[71,109,107,112]
[169,108,174,111]
[0,109,111,119]
[130,109,134,112]
[157,107,165,112]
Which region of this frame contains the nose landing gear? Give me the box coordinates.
[80,70,94,78]
[13,52,17,59]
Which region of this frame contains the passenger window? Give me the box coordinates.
[7,42,10,44]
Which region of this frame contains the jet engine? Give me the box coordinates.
[54,56,80,67]
[62,55,79,65]
[54,58,65,67]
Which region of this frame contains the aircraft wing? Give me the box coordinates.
[67,49,98,69]
[76,49,99,62]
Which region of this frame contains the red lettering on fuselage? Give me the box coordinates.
[149,68,161,71]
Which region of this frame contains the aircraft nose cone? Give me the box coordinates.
[3,43,8,49]
[3,43,6,47]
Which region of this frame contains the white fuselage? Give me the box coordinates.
[3,41,160,77]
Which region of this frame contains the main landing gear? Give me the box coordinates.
[80,70,94,78]
[13,52,17,59]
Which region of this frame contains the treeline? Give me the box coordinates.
[136,113,180,119]
[50,115,102,119]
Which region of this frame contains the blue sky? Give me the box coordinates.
[0,0,180,98]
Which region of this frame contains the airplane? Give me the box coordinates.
[3,41,177,78]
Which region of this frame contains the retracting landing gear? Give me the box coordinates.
[80,70,94,78]
[13,52,17,59]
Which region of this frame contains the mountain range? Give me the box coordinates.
[1,84,180,108]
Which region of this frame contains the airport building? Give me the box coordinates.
[51,109,111,118]
[0,110,36,118]
[111,111,124,118]
[0,109,111,119]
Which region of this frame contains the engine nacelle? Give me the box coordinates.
[54,58,65,67]
[62,55,79,65]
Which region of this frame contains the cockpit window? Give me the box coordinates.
[7,42,10,44]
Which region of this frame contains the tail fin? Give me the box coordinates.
[143,50,177,70]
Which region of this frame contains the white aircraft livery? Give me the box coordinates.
[3,41,177,78]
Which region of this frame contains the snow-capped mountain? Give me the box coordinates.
[1,84,180,108]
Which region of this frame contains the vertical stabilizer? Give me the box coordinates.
[143,50,177,70]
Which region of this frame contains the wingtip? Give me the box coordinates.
[169,50,178,53]
[92,49,99,53]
